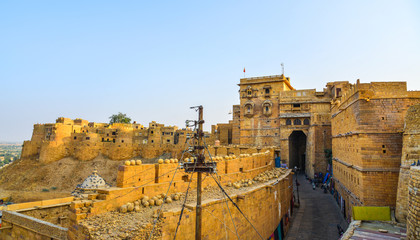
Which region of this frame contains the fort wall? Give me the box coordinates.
[161,172,293,240]
[67,151,292,239]
[331,81,420,220]
[406,166,420,239]
[396,104,420,222]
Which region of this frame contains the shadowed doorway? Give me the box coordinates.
[289,131,307,172]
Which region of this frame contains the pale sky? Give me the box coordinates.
[1,1,419,142]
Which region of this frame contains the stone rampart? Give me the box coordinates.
[396,104,420,222]
[161,172,293,239]
[68,167,293,239]
[69,152,274,221]
[406,166,420,239]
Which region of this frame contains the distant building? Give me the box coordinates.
[21,118,195,163]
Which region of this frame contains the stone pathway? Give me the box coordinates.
[285,174,348,240]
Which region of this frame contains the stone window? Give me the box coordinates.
[286,119,291,125]
[293,119,301,125]
[293,103,301,108]
[244,101,254,117]
[122,140,124,143]
[262,100,272,116]
[102,138,104,142]
[303,119,310,125]
[151,140,154,143]
[86,137,90,140]
[151,131,154,134]
[167,139,170,143]
[112,139,115,143]
[336,88,342,97]
[74,136,77,140]
[265,88,269,94]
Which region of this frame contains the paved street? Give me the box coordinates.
[285,174,348,240]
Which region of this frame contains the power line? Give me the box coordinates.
[210,173,264,240]
[202,140,240,240]
[173,160,197,240]
[202,137,263,240]
[148,139,192,240]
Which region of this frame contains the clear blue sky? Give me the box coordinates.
[1,1,419,142]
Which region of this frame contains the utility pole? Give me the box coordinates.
[196,106,203,240]
[183,106,216,240]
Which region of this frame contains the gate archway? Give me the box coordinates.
[288,130,307,172]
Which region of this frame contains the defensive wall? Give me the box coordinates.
[396,104,420,223]
[406,166,420,239]
[160,172,292,239]
[70,151,274,220]
[67,150,293,239]
[0,148,293,240]
[331,81,420,220]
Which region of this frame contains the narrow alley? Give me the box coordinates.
[285,174,348,240]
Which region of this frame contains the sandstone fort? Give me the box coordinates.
[1,74,419,239]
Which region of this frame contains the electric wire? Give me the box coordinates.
[203,139,240,240]
[202,137,263,239]
[147,137,192,240]
[210,172,264,240]
[150,121,200,240]
[173,160,197,240]
[202,208,235,237]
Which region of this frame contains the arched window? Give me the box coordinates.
[262,100,272,116]
[293,119,301,125]
[244,101,254,117]
[303,119,310,125]
[286,119,291,125]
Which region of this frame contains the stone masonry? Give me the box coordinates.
[406,166,420,239]
[331,80,420,220]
